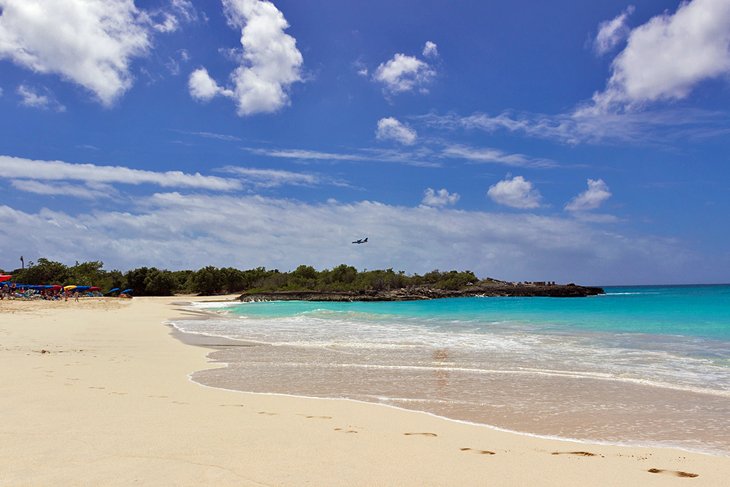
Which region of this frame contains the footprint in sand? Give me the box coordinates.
[460,447,496,455]
[334,427,358,434]
[88,386,106,390]
[172,400,189,405]
[551,451,598,457]
[648,468,699,478]
[404,432,438,437]
[219,404,246,407]
[302,415,332,420]
[257,411,277,416]
[109,391,127,395]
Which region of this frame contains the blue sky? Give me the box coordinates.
[1,0,729,285]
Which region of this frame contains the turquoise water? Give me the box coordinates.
[177,285,730,455]
[228,285,730,340]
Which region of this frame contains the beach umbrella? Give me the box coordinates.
[75,286,91,292]
[89,287,100,292]
[120,289,133,294]
[64,285,77,291]
[104,287,120,295]
[0,275,11,282]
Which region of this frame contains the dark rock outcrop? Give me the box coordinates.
[239,282,604,302]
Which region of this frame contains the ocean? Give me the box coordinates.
[171,284,730,455]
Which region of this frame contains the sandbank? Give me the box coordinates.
[1,296,728,486]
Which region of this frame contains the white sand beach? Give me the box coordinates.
[1,296,729,486]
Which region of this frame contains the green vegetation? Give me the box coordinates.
[6,259,481,296]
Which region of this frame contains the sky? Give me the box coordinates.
[0,0,729,285]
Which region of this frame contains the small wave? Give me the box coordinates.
[190,301,239,309]
[602,292,658,296]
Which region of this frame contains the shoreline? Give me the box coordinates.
[169,309,730,459]
[2,296,730,485]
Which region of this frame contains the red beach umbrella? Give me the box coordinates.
[0,275,11,282]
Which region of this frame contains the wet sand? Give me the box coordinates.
[1,296,729,486]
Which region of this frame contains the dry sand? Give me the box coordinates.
[1,296,729,486]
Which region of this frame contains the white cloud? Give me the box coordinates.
[565,179,612,212]
[421,188,459,207]
[487,176,542,209]
[0,155,241,191]
[422,41,438,58]
[16,84,65,111]
[0,193,697,284]
[0,0,151,106]
[421,108,728,145]
[246,147,368,162]
[188,68,228,100]
[245,147,440,167]
[10,180,115,200]
[186,131,242,142]
[373,53,435,94]
[594,6,634,56]
[593,0,730,110]
[188,0,303,116]
[376,117,417,145]
[165,49,191,76]
[148,0,196,33]
[441,144,554,168]
[220,166,346,188]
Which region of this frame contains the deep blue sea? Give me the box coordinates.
[174,285,730,455]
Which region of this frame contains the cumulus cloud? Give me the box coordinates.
[420,1,730,144]
[0,155,241,191]
[16,84,65,111]
[487,176,542,209]
[421,188,459,207]
[594,6,634,55]
[376,117,417,145]
[188,68,229,101]
[188,0,303,116]
[422,41,438,58]
[0,192,697,284]
[592,0,730,110]
[565,179,612,212]
[0,0,151,106]
[373,52,435,94]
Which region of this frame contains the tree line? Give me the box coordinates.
[2,258,481,296]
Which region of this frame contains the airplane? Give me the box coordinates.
[352,237,368,244]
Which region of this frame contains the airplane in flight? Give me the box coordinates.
[352,237,368,244]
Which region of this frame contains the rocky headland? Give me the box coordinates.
[239,281,604,302]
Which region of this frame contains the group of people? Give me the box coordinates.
[1,284,83,301]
